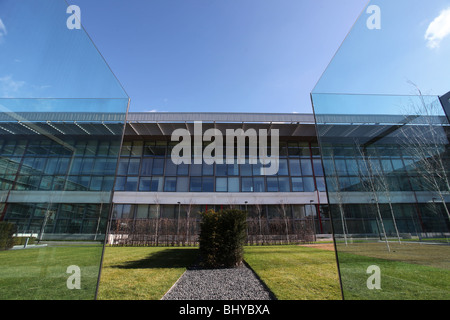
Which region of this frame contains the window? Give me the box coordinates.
[90,176,103,191]
[176,177,189,192]
[242,177,253,192]
[292,178,303,192]
[164,177,177,192]
[315,177,326,192]
[228,177,239,192]
[125,177,138,191]
[253,177,265,192]
[131,141,143,157]
[289,159,301,176]
[140,158,153,176]
[135,205,149,219]
[92,158,107,175]
[227,163,239,176]
[346,159,359,175]
[312,159,324,176]
[278,159,289,175]
[252,163,263,176]
[127,158,140,175]
[202,177,214,192]
[240,164,252,176]
[102,176,115,191]
[121,204,134,219]
[216,177,227,192]
[150,177,163,191]
[303,177,315,192]
[190,163,202,176]
[139,177,151,191]
[117,158,128,175]
[300,159,313,176]
[202,163,214,176]
[152,159,164,175]
[278,177,290,192]
[190,177,202,192]
[267,177,278,192]
[216,163,227,176]
[177,163,189,175]
[165,159,178,176]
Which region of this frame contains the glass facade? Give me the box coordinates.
[312,0,450,300]
[114,139,325,193]
[110,136,329,245]
[0,126,123,236]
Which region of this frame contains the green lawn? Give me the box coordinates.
[97,245,342,300]
[334,243,450,300]
[3,243,447,300]
[244,245,342,300]
[0,244,103,300]
[97,246,198,300]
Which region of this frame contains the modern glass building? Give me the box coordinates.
[4,108,446,247]
[108,112,328,246]
[1,0,449,301]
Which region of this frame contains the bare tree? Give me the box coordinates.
[253,199,262,244]
[154,194,161,246]
[323,147,349,246]
[399,88,450,227]
[355,142,391,252]
[366,153,402,244]
[278,199,290,244]
[183,198,195,246]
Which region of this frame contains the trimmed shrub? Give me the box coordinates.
[0,221,17,251]
[13,236,36,246]
[199,209,247,268]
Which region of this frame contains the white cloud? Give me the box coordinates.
[0,75,26,97]
[0,19,7,42]
[425,8,450,49]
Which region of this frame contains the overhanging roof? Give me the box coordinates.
[124,112,317,138]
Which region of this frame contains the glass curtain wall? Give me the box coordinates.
[114,139,324,193]
[0,1,129,300]
[311,0,450,299]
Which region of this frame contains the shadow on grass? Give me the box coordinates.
[111,248,199,269]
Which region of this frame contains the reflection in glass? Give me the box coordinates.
[312,0,450,300]
[0,0,128,300]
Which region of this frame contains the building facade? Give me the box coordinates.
[2,110,449,245]
[109,112,329,245]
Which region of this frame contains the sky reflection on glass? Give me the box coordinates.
[0,0,128,100]
[313,0,450,98]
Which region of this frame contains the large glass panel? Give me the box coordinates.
[189,177,202,192]
[164,177,177,192]
[202,177,214,192]
[242,177,253,192]
[292,177,304,192]
[228,177,240,192]
[216,177,227,192]
[0,0,129,300]
[312,0,450,300]
[176,177,189,192]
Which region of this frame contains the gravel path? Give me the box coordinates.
[162,263,276,300]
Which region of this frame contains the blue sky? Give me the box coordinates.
[66,0,368,113]
[3,1,449,115]
[313,0,450,98]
